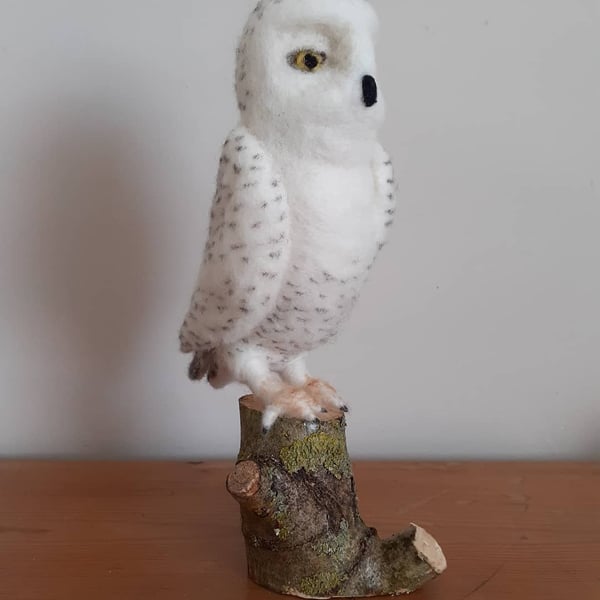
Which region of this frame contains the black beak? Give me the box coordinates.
[362,75,378,108]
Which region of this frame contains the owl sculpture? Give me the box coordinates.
[180,0,396,430]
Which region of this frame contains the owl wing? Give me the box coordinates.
[373,145,397,252]
[179,127,291,353]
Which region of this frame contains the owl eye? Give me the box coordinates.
[289,49,327,72]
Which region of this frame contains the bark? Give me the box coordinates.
[226,396,447,599]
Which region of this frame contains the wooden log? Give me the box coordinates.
[227,396,447,599]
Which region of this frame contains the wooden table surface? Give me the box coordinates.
[0,462,598,600]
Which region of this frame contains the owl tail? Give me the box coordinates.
[188,350,214,381]
[188,349,232,389]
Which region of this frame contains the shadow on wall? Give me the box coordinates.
[19,100,160,455]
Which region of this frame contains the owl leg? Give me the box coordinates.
[237,354,327,432]
[280,358,348,414]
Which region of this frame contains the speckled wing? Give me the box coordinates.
[373,145,397,253]
[180,127,291,353]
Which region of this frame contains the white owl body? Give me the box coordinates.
[281,152,382,278]
[243,144,386,358]
[180,0,397,426]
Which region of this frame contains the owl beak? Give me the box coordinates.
[362,75,378,108]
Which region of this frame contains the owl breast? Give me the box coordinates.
[248,156,384,359]
[286,159,382,278]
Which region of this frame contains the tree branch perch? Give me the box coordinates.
[226,396,447,598]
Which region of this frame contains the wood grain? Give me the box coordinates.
[0,462,599,600]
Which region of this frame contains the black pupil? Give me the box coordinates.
[304,53,319,70]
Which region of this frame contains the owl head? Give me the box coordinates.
[236,0,384,154]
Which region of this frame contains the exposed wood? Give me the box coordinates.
[227,396,446,598]
[0,461,599,600]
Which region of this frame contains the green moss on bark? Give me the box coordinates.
[297,571,344,597]
[280,432,351,479]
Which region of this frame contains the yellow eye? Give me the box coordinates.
[290,49,326,72]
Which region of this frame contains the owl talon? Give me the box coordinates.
[261,405,281,432]
[258,385,323,427]
[304,379,346,415]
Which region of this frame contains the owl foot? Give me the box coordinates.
[305,379,348,414]
[260,386,329,433]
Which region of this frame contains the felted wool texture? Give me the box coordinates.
[180,0,396,399]
[236,0,384,161]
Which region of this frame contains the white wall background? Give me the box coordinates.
[0,0,598,460]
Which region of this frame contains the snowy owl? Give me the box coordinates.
[180,0,396,430]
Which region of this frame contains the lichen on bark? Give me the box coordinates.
[297,571,345,598]
[280,431,351,479]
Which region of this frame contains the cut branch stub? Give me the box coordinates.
[227,460,261,499]
[227,395,447,599]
